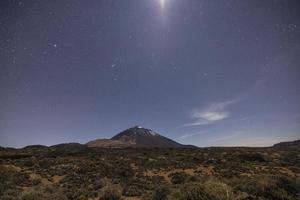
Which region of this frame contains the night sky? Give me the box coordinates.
[1,0,300,147]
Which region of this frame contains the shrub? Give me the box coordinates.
[276,176,299,197]
[152,186,169,200]
[23,159,35,167]
[239,153,266,162]
[38,159,52,168]
[21,191,44,200]
[264,186,292,200]
[0,189,21,200]
[202,179,234,200]
[179,185,214,200]
[170,172,186,184]
[122,185,142,197]
[0,174,10,196]
[99,186,122,200]
[236,175,299,200]
[113,163,134,182]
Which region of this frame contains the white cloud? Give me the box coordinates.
[184,99,239,127]
[194,111,229,121]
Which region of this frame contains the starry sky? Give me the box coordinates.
[1,0,300,148]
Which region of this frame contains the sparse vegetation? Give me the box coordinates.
[0,146,299,199]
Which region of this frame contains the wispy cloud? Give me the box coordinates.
[183,99,239,127]
[178,130,208,140]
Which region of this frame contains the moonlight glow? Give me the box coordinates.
[159,0,166,9]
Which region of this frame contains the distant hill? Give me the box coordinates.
[22,145,48,150]
[273,140,300,149]
[86,139,132,148]
[49,143,87,151]
[87,126,193,148]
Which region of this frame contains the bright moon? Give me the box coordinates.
[159,0,166,9]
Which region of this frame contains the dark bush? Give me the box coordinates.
[239,153,266,162]
[122,185,142,197]
[179,185,214,200]
[99,186,121,200]
[0,189,21,200]
[264,186,292,200]
[236,175,299,200]
[21,191,44,200]
[152,186,169,200]
[38,159,52,168]
[276,176,299,197]
[170,172,186,184]
[113,163,134,182]
[23,159,35,167]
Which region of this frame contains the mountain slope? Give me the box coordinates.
[87,126,192,148]
[111,126,185,148]
[273,140,300,149]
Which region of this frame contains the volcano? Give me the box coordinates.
[86,126,193,148]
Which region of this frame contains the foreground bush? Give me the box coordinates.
[179,184,214,200]
[122,185,142,197]
[21,191,44,200]
[152,186,169,200]
[170,172,187,184]
[202,179,234,200]
[99,185,122,200]
[236,175,300,200]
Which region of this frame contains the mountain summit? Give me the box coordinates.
[86,126,191,148]
[111,126,184,148]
